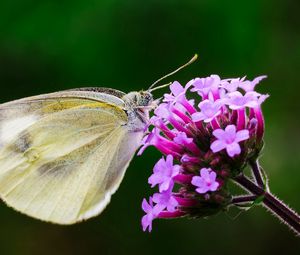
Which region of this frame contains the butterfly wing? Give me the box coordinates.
[0,91,143,224]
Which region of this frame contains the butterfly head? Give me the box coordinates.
[137,91,154,107]
[123,91,154,110]
[122,91,155,130]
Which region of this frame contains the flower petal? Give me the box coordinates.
[191,112,205,122]
[196,187,209,194]
[142,198,151,213]
[210,182,219,191]
[226,142,241,157]
[209,171,217,180]
[210,140,226,153]
[225,125,236,138]
[170,81,184,96]
[235,130,250,142]
[142,214,153,232]
[200,168,210,179]
[159,179,172,192]
[212,129,225,140]
[191,176,201,186]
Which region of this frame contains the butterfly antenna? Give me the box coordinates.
[149,82,172,92]
[148,54,198,91]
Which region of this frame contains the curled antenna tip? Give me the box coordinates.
[192,53,198,61]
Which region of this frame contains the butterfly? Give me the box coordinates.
[0,55,197,224]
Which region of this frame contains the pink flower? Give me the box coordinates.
[173,132,194,145]
[225,91,268,110]
[154,102,170,118]
[191,99,223,123]
[163,81,187,104]
[190,75,221,97]
[153,103,191,133]
[163,82,197,115]
[191,168,219,194]
[137,129,158,156]
[210,125,249,157]
[141,198,156,232]
[239,75,267,92]
[152,187,178,213]
[220,77,246,92]
[148,155,180,192]
[173,132,201,155]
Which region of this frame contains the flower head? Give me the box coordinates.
[140,75,268,231]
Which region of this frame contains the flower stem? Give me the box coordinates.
[249,160,265,188]
[232,195,257,204]
[234,174,300,235]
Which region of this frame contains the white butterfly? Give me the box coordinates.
[0,55,197,224]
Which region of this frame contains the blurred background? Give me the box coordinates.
[0,0,299,254]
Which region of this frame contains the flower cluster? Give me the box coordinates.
[139,74,268,232]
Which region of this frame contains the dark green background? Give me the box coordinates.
[0,0,299,254]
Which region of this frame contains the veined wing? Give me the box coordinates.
[0,91,142,224]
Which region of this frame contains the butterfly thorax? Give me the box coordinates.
[122,91,153,132]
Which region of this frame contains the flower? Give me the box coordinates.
[163,81,187,104]
[191,168,219,194]
[140,75,268,231]
[190,75,221,98]
[210,125,249,157]
[239,75,267,92]
[152,187,178,212]
[141,198,156,232]
[148,155,180,192]
[173,132,194,146]
[191,99,223,123]
[220,77,246,92]
[225,91,268,110]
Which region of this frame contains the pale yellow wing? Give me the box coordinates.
[0,91,142,224]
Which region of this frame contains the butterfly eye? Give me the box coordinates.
[138,92,153,106]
